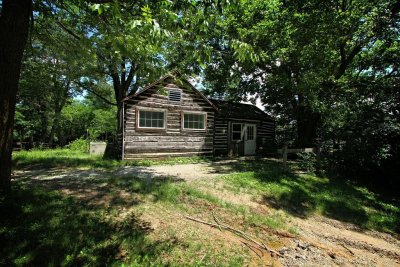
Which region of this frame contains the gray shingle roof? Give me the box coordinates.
[210,99,274,121]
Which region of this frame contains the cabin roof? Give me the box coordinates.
[122,71,218,111]
[210,99,274,122]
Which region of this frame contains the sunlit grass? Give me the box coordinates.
[13,148,211,169]
[7,149,399,266]
[220,161,400,234]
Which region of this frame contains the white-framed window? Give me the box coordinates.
[137,107,166,129]
[231,123,242,141]
[182,112,207,130]
[168,89,182,103]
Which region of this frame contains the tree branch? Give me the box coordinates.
[391,0,400,19]
[125,62,136,92]
[121,59,126,86]
[55,20,81,40]
[75,81,117,106]
[335,0,400,80]
[335,42,362,79]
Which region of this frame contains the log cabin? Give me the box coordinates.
[121,72,275,159]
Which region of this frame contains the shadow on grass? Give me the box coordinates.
[13,165,187,209]
[220,159,400,233]
[0,182,183,266]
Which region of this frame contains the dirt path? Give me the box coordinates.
[276,215,400,267]
[14,161,400,266]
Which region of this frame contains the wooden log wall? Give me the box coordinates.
[123,78,215,159]
[213,117,229,155]
[213,118,275,156]
[256,120,275,154]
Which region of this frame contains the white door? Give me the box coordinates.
[244,124,256,155]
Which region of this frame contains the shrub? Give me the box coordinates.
[297,152,317,172]
[67,137,89,152]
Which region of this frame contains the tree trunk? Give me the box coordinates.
[48,82,70,147]
[48,104,63,147]
[112,82,126,159]
[295,94,320,147]
[109,61,136,159]
[0,0,32,192]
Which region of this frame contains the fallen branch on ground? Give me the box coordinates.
[241,241,263,259]
[184,215,283,257]
[340,244,354,256]
[212,211,223,232]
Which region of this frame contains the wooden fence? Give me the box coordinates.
[277,144,320,166]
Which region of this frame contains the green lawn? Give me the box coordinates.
[13,148,211,169]
[0,184,152,266]
[2,149,399,266]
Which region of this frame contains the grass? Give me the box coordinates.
[1,181,247,266]
[220,160,400,234]
[5,149,400,265]
[108,173,288,232]
[13,148,211,169]
[0,184,156,266]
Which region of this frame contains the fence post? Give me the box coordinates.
[315,143,321,173]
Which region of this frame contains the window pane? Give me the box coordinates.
[233,124,242,131]
[139,117,145,127]
[250,127,255,140]
[183,113,205,129]
[145,119,151,127]
[139,110,165,128]
[233,132,241,141]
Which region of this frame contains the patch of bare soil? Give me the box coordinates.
[282,216,400,267]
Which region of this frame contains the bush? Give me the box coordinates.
[297,152,317,172]
[67,137,89,152]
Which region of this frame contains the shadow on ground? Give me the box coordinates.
[13,167,185,208]
[213,159,400,233]
[1,171,186,266]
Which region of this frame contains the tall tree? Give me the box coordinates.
[199,0,400,147]
[0,0,32,191]
[0,0,231,191]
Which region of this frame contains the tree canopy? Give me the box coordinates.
[1,0,399,191]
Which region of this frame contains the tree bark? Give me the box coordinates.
[0,0,32,192]
[295,94,320,147]
[109,62,136,158]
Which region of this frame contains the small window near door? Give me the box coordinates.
[232,123,242,141]
[247,125,255,140]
